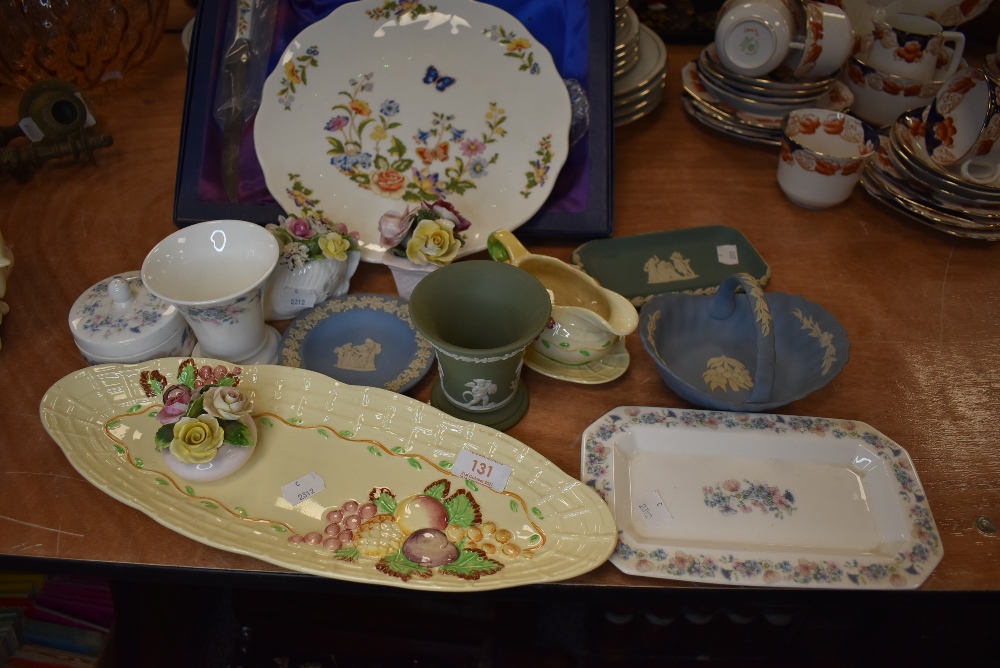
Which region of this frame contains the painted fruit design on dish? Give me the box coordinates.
[288,479,534,581]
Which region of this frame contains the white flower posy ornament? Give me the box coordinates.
[140,359,257,482]
[378,199,471,267]
[267,211,360,272]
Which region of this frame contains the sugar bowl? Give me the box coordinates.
[69,270,195,365]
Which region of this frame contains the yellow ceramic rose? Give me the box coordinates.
[406,218,461,266]
[318,232,352,261]
[169,414,225,464]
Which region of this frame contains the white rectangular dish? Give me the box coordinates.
[581,407,942,588]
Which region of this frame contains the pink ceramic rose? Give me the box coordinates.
[330,220,359,242]
[429,199,471,232]
[283,216,314,239]
[378,207,412,247]
[157,384,193,424]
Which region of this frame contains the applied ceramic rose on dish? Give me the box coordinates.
[40,358,617,591]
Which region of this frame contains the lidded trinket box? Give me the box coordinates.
[68,270,195,365]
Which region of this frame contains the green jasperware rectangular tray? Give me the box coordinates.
[571,226,770,306]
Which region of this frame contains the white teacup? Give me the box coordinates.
[923,67,999,175]
[715,0,803,78]
[777,108,880,208]
[787,2,853,82]
[869,13,964,83]
[957,113,1000,186]
[843,54,945,129]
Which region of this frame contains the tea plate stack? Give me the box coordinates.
[682,44,851,146]
[615,2,669,127]
[615,0,640,77]
[861,108,1000,240]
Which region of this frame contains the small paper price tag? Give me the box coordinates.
[634,490,672,528]
[281,471,325,506]
[716,244,740,265]
[18,117,44,143]
[280,287,317,312]
[76,92,97,128]
[453,448,512,492]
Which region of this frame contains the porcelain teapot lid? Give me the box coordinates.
[68,270,187,359]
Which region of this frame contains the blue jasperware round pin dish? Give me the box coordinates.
[279,294,434,394]
[639,273,849,411]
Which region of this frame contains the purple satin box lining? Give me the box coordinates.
[174,0,613,238]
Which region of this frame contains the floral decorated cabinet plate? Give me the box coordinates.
[571,226,770,306]
[255,0,572,263]
[40,359,616,591]
[581,407,943,589]
[278,294,434,394]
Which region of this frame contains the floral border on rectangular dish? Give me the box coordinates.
[580,406,942,589]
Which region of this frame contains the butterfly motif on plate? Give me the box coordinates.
[416,143,450,165]
[423,65,456,91]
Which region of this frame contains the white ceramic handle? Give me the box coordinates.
[938,31,966,81]
[960,158,1000,186]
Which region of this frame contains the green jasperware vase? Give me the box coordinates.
[408,260,550,431]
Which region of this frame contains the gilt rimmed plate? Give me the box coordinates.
[278,294,434,394]
[40,359,616,591]
[614,24,668,101]
[255,0,571,263]
[681,61,852,131]
[861,173,1000,240]
[581,407,943,589]
[868,142,1000,227]
[682,95,782,146]
[889,109,1000,201]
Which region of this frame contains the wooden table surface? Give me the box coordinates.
[1,2,998,596]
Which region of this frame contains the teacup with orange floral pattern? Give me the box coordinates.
[923,67,999,181]
[777,108,879,208]
[869,13,964,83]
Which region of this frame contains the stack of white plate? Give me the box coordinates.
[615,2,668,127]
[615,0,640,77]
[861,107,1000,241]
[681,43,852,146]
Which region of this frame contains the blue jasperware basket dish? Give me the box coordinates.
[639,273,849,411]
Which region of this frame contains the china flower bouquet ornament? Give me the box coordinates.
[378,199,471,300]
[140,359,257,482]
[263,185,362,319]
